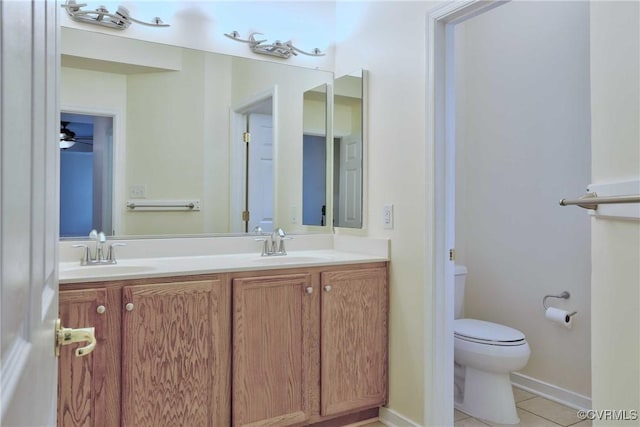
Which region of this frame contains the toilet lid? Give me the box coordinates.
[454,318,525,345]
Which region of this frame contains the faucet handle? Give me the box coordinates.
[107,243,126,263]
[254,237,270,256]
[274,228,291,254]
[95,232,107,261]
[276,227,292,240]
[72,244,91,265]
[89,229,98,240]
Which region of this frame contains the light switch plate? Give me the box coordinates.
[129,184,146,199]
[383,204,393,229]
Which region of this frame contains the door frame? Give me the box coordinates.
[61,106,123,235]
[424,1,507,426]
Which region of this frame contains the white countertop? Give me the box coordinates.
[59,235,389,284]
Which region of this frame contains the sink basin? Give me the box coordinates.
[60,264,157,279]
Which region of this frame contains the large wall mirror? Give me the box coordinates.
[60,27,334,238]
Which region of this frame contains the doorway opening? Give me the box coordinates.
[427,2,592,425]
[59,112,114,237]
[302,134,327,226]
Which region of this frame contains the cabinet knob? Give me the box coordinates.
[125,302,134,311]
[305,286,313,295]
[324,285,332,292]
[96,305,106,314]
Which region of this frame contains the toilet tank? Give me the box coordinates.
[454,265,468,319]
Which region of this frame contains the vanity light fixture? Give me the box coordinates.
[61,0,170,30]
[224,31,325,59]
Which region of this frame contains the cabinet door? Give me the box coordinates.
[58,288,107,427]
[121,279,230,427]
[232,274,313,427]
[320,267,388,416]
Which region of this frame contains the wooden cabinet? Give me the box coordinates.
[58,276,231,427]
[231,265,388,427]
[58,288,108,427]
[122,279,230,427]
[232,274,313,427]
[59,263,387,427]
[320,267,388,417]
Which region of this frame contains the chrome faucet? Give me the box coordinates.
[254,227,291,256]
[73,230,126,265]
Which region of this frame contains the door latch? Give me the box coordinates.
[55,319,97,357]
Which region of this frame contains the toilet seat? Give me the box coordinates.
[454,318,526,347]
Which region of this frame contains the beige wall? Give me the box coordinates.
[455,2,591,397]
[335,1,440,423]
[590,1,640,422]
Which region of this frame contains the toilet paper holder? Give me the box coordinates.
[543,291,577,317]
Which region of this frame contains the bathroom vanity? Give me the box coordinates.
[57,237,388,427]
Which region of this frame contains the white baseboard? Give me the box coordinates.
[379,375,590,427]
[379,407,423,427]
[510,372,592,411]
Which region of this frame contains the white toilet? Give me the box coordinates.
[454,265,531,425]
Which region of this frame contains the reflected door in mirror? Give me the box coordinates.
[248,113,274,233]
[333,71,364,228]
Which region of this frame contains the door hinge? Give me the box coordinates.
[449,249,456,261]
[243,132,250,143]
[242,210,250,221]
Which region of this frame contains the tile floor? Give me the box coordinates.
[453,387,591,427]
[360,388,591,427]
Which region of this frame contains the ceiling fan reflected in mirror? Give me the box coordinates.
[60,121,76,149]
[60,121,94,150]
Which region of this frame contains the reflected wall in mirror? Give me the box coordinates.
[302,84,328,226]
[333,70,365,228]
[60,27,333,238]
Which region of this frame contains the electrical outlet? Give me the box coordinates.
[383,204,394,229]
[129,184,146,199]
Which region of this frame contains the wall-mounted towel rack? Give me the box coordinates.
[559,192,640,210]
[126,200,201,211]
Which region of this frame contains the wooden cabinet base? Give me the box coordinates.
[307,407,379,427]
[59,263,387,427]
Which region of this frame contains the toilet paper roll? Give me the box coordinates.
[545,307,573,329]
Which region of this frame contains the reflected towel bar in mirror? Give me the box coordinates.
[126,200,201,211]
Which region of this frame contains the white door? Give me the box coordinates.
[248,113,274,233]
[337,135,362,228]
[1,1,60,425]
